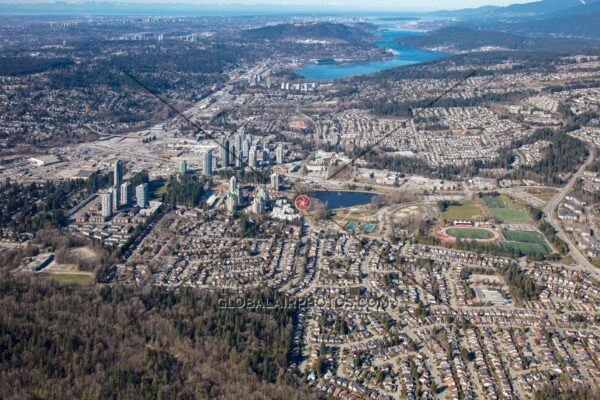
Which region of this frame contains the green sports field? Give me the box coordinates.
[442,204,484,220]
[446,227,495,239]
[500,229,550,255]
[482,194,531,222]
[488,208,530,222]
[500,241,549,255]
[482,195,506,208]
[38,273,94,285]
[502,230,545,243]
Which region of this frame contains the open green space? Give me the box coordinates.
[152,183,168,199]
[442,204,483,220]
[446,227,494,239]
[483,194,531,222]
[38,273,94,285]
[482,195,506,208]
[500,241,549,255]
[500,229,550,255]
[488,207,530,222]
[502,230,545,243]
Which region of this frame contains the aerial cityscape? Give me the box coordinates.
[0,0,599,398]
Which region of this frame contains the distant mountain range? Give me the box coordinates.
[395,26,598,52]
[434,0,600,40]
[503,11,600,39]
[436,0,597,19]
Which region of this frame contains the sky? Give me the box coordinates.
[0,0,534,12]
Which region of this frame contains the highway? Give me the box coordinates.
[543,147,597,277]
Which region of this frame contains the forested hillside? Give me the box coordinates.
[394,27,597,52]
[0,56,73,76]
[0,172,111,237]
[0,274,316,399]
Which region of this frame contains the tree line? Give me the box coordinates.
[0,171,110,237]
[0,274,316,399]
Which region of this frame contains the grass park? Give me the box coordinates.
[38,272,94,285]
[503,230,545,243]
[482,195,506,208]
[526,188,558,202]
[488,208,531,222]
[446,227,495,239]
[482,194,531,222]
[442,203,484,220]
[500,241,549,255]
[500,229,550,255]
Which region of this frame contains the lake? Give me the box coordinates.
[296,29,445,80]
[312,191,379,209]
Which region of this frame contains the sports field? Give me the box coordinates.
[500,241,549,255]
[442,204,483,220]
[38,273,94,285]
[488,207,530,222]
[482,194,531,222]
[446,227,495,239]
[502,230,545,243]
[345,220,358,229]
[482,195,506,208]
[363,224,377,234]
[500,229,550,255]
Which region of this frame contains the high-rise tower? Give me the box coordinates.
[114,160,123,187]
[203,150,213,176]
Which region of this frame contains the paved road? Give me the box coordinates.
[543,148,597,277]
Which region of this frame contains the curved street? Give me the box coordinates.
[543,145,597,278]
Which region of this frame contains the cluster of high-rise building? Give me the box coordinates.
[100,160,149,220]
[224,175,269,216]
[218,128,286,172]
[251,185,268,215]
[225,175,241,214]
[279,81,317,92]
[177,152,212,178]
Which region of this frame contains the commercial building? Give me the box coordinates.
[244,137,252,159]
[179,160,187,176]
[101,192,113,219]
[235,149,243,169]
[120,181,131,206]
[271,173,280,191]
[112,186,120,212]
[114,160,123,187]
[236,133,244,158]
[226,176,240,214]
[221,138,230,167]
[276,144,284,164]
[248,147,257,169]
[204,150,213,176]
[136,183,149,208]
[252,186,267,215]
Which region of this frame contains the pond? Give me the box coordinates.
[311,190,380,209]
